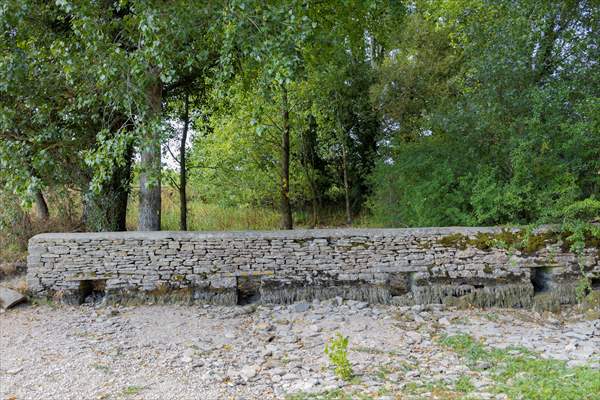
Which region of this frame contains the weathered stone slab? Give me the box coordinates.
[0,286,26,309]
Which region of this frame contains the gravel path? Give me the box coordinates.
[1,300,598,400]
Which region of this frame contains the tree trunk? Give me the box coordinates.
[33,189,49,221]
[179,93,189,231]
[82,185,127,232]
[138,74,162,231]
[280,85,293,230]
[341,140,352,225]
[83,145,134,232]
[300,115,319,228]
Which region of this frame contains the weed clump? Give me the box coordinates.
[324,333,353,381]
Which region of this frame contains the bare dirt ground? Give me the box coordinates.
[1,299,599,400]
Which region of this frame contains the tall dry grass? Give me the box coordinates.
[128,188,283,231]
[0,190,82,264]
[126,186,363,231]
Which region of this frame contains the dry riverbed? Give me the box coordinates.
[1,300,599,400]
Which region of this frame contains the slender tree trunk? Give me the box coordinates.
[300,119,319,228]
[33,189,49,221]
[341,140,352,225]
[301,164,318,229]
[304,167,318,228]
[138,74,162,231]
[311,196,318,228]
[179,93,189,231]
[280,85,293,230]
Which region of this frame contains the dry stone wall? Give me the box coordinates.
[27,227,600,308]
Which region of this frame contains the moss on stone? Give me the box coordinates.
[437,228,598,255]
[523,231,558,254]
[438,233,469,250]
[469,233,495,250]
[437,230,523,251]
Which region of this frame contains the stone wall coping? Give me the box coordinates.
[29,226,552,243]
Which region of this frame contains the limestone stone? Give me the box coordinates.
[0,286,26,309]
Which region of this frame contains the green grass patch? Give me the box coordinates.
[454,375,475,393]
[440,334,600,400]
[122,386,144,396]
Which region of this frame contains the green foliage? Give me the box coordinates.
[440,334,600,400]
[1,0,221,231]
[1,0,598,235]
[558,198,600,303]
[368,0,600,228]
[324,333,353,381]
[562,199,600,226]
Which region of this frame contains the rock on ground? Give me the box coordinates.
[0,286,26,310]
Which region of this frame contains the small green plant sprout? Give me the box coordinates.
[324,333,353,381]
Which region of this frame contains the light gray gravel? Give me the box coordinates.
[1,300,598,400]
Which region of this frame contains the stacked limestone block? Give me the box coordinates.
[27,228,599,307]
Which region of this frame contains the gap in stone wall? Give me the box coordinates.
[237,276,262,305]
[79,279,107,304]
[388,272,412,296]
[530,267,553,294]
